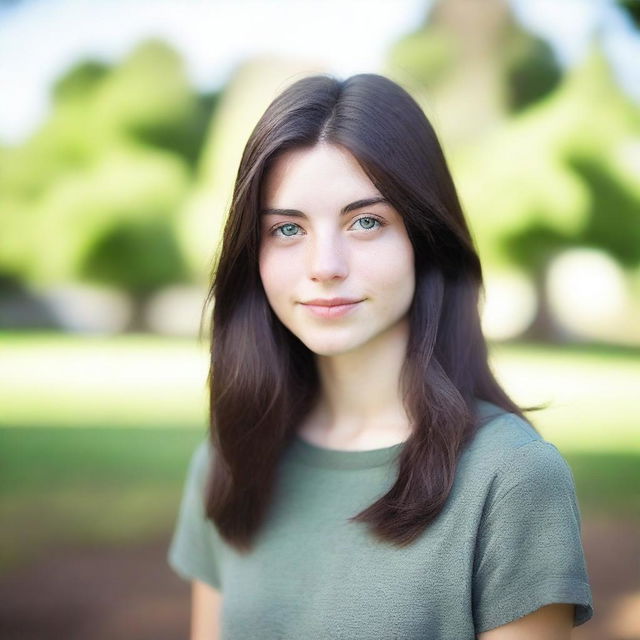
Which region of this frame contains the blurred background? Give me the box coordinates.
[0,0,638,638]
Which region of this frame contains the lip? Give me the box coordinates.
[302,297,362,306]
[301,298,364,319]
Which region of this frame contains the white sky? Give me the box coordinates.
[0,0,638,146]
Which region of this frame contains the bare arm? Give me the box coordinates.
[190,580,223,640]
[477,603,574,640]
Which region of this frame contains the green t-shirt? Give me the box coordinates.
[167,399,593,638]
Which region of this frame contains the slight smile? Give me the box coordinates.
[301,298,365,319]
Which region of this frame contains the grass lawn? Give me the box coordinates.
[0,426,204,572]
[0,332,638,573]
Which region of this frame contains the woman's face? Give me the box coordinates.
[258,142,415,357]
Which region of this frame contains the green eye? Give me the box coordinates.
[356,217,379,230]
[273,223,300,237]
[270,216,383,238]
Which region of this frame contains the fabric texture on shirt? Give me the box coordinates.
[167,398,594,639]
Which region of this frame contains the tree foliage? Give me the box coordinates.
[0,39,219,294]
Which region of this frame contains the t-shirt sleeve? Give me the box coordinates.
[472,440,593,633]
[167,439,223,591]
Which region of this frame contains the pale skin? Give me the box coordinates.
[258,142,416,450]
[189,142,576,638]
[190,580,222,640]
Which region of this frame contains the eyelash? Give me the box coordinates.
[269,215,386,238]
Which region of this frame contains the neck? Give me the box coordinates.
[308,317,412,445]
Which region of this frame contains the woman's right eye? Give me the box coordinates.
[271,222,301,237]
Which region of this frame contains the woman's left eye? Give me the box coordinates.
[352,216,383,231]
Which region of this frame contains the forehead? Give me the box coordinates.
[260,143,380,205]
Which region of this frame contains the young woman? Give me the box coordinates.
[168,73,593,639]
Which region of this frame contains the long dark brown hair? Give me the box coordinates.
[202,72,545,552]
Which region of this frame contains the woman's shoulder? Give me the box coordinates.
[469,398,544,456]
[184,438,216,485]
[468,403,592,631]
[464,399,575,492]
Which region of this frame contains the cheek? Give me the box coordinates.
[259,246,293,303]
[379,248,414,315]
[359,240,415,295]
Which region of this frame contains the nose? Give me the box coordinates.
[308,233,348,283]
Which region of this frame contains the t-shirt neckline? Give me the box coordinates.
[285,398,499,470]
[288,433,407,470]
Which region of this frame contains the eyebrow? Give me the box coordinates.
[259,196,389,218]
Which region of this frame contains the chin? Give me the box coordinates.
[299,335,366,357]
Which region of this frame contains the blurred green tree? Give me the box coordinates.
[0,39,220,329]
[616,0,640,28]
[92,39,218,167]
[52,60,111,103]
[385,0,562,147]
[456,43,640,339]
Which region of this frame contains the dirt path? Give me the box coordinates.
[0,518,638,640]
[0,536,188,640]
